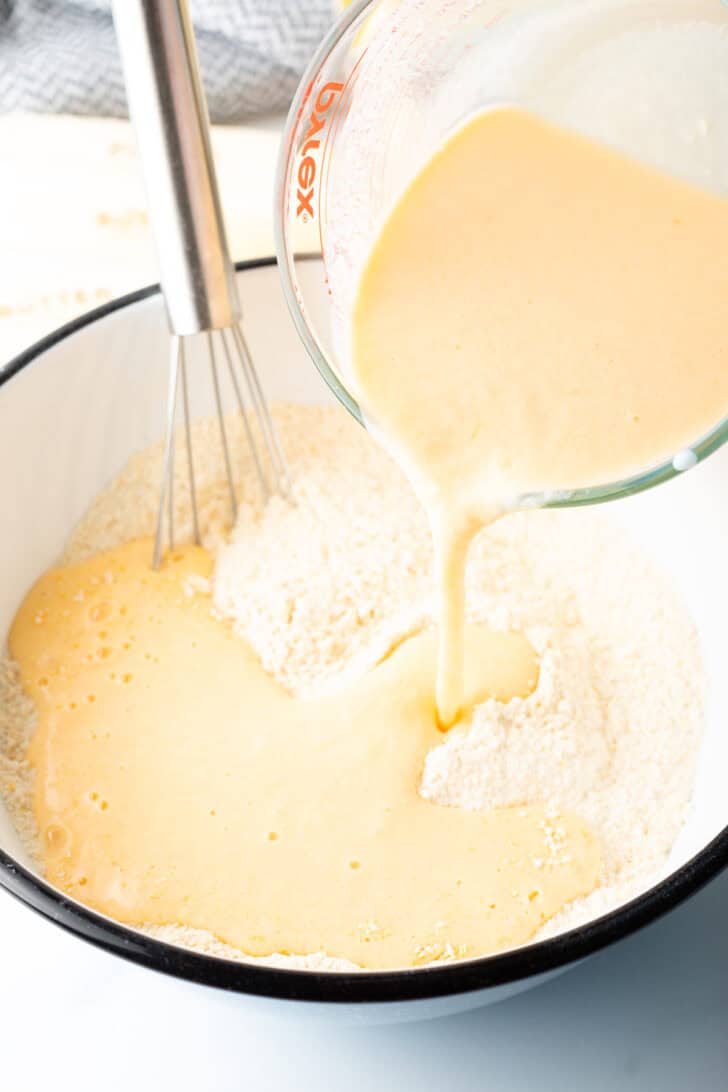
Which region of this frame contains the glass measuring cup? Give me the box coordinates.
[275,0,728,509]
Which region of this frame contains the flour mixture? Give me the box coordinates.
[0,404,703,970]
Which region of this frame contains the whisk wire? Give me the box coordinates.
[168,429,176,551]
[220,326,270,503]
[207,332,239,523]
[153,335,181,570]
[180,340,201,547]
[153,326,294,570]
[231,324,292,497]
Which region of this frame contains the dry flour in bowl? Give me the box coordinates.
[0,403,703,969]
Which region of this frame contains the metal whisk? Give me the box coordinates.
[113,0,291,568]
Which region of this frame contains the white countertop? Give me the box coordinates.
[1,869,726,1089]
[0,113,282,365]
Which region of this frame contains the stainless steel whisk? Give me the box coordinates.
[113,0,291,568]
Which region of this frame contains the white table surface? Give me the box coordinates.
[1,868,726,1090]
[0,113,282,365]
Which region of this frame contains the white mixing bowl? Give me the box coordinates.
[0,259,726,1023]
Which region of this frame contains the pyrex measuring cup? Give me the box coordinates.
[275,0,728,509]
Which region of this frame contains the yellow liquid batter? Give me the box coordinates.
[352,108,728,724]
[10,541,599,968]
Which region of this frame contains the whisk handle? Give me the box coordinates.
[112,0,240,336]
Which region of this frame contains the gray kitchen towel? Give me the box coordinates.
[0,0,334,121]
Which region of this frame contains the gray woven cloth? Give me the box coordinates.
[0,0,333,121]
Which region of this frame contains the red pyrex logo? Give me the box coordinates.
[296,81,343,220]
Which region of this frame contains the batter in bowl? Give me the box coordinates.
[0,405,703,969]
[10,537,607,969]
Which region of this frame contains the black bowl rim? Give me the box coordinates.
[1,255,727,1006]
